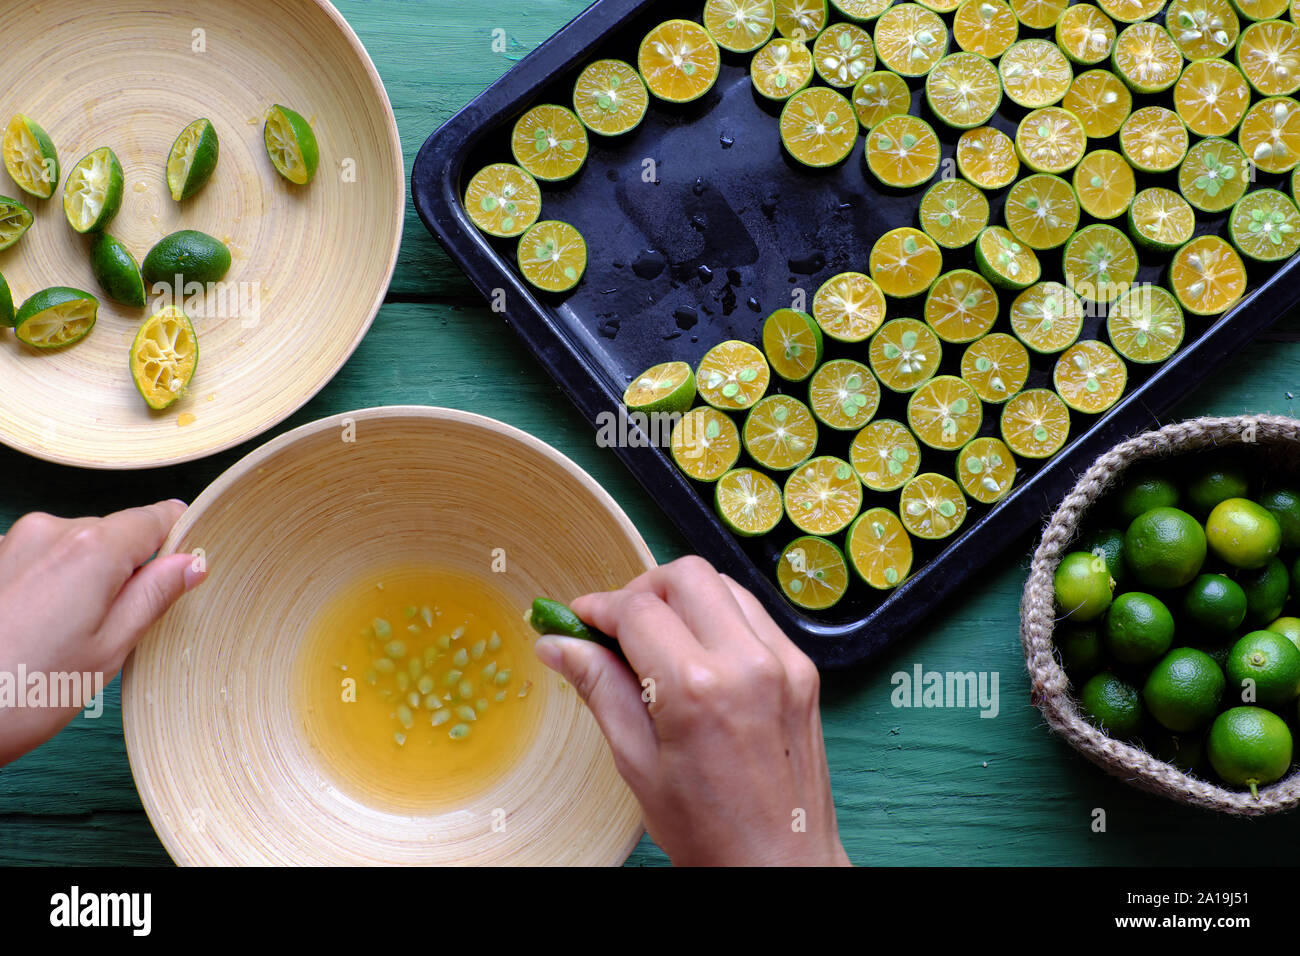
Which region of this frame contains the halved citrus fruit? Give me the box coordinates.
[1062,223,1138,303]
[833,0,893,19]
[13,287,98,349]
[870,318,944,391]
[715,468,785,536]
[671,407,741,481]
[744,394,819,470]
[1173,58,1251,136]
[763,308,824,380]
[778,536,849,610]
[870,226,943,297]
[639,20,722,102]
[1238,94,1300,172]
[1005,173,1081,249]
[1002,388,1071,458]
[784,456,864,535]
[0,196,33,250]
[1179,136,1250,212]
[957,436,1019,503]
[264,105,319,185]
[847,508,914,589]
[753,38,816,99]
[1169,234,1247,314]
[923,268,998,341]
[2,114,58,200]
[1056,3,1118,63]
[1011,0,1069,28]
[919,178,989,249]
[1107,283,1186,362]
[957,125,1020,188]
[874,3,950,76]
[623,361,697,415]
[1000,39,1074,108]
[1239,18,1300,95]
[63,147,123,233]
[1073,149,1137,219]
[975,225,1042,289]
[810,358,881,430]
[961,332,1031,402]
[1016,106,1088,173]
[131,306,198,410]
[899,472,969,539]
[813,271,887,342]
[517,220,587,292]
[1232,0,1288,19]
[1128,186,1196,250]
[1010,280,1085,352]
[926,52,1002,128]
[851,419,922,491]
[573,60,649,136]
[953,0,1020,58]
[814,21,877,86]
[166,118,218,202]
[1120,105,1189,172]
[775,0,829,39]
[0,274,12,328]
[1228,187,1300,260]
[1054,339,1128,413]
[464,163,541,238]
[851,70,912,127]
[1098,0,1166,22]
[1112,22,1184,93]
[907,374,983,450]
[1062,69,1133,137]
[697,340,771,411]
[866,114,941,188]
[704,0,777,53]
[1166,0,1240,59]
[511,104,589,181]
[780,87,858,167]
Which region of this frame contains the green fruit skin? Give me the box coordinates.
[1116,473,1180,522]
[1260,487,1300,551]
[266,105,320,184]
[1054,551,1115,621]
[1079,528,1127,586]
[1186,464,1251,517]
[1181,573,1248,637]
[0,196,33,250]
[141,230,232,288]
[1267,616,1300,652]
[529,598,593,641]
[1143,647,1226,732]
[89,234,146,308]
[1080,672,1145,738]
[1241,557,1290,626]
[1058,623,1104,675]
[1105,591,1175,664]
[1207,497,1282,569]
[1225,630,1300,710]
[0,272,13,328]
[65,148,124,233]
[1151,730,1206,772]
[13,286,98,348]
[1124,507,1207,590]
[171,120,219,201]
[1207,706,1293,791]
[10,116,59,199]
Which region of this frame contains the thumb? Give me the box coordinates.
[534,636,658,782]
[99,552,207,664]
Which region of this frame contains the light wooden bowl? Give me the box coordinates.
[122,407,653,865]
[0,0,403,468]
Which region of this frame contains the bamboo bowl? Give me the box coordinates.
[0,0,403,468]
[123,407,653,864]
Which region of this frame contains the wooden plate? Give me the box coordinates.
[122,407,652,865]
[0,0,403,468]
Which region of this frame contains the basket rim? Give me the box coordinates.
[1021,414,1300,816]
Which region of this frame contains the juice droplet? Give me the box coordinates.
[177,412,197,427]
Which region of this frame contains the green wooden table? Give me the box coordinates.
[3,0,1300,866]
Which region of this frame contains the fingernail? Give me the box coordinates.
[533,636,563,671]
[168,498,189,508]
[183,561,207,591]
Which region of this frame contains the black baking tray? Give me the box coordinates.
[413,0,1300,669]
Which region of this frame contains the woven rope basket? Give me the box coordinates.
[1022,415,1300,816]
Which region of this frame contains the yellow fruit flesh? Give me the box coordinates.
[132,307,197,409]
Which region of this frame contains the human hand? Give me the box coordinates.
[533,556,849,867]
[0,501,205,766]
